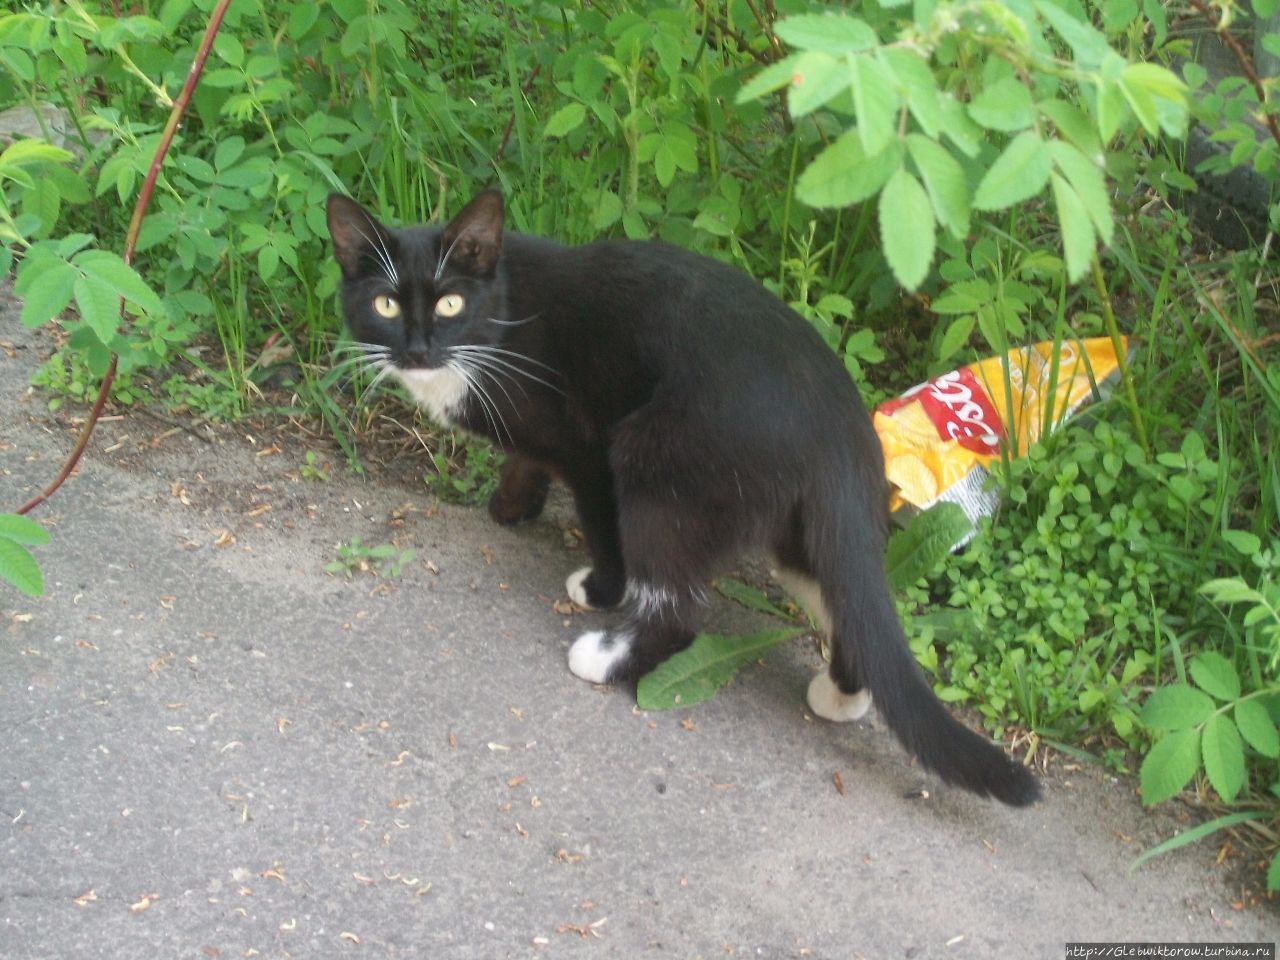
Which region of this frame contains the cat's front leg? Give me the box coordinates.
[568,581,701,684]
[562,461,626,610]
[488,453,552,526]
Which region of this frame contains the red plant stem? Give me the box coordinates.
[1187,0,1280,154]
[16,0,233,516]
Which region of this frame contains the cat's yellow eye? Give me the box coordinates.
[435,293,465,318]
[373,294,401,319]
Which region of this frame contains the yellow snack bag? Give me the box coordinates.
[874,337,1128,525]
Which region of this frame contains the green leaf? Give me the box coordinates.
[879,167,934,291]
[907,134,970,239]
[1034,0,1110,67]
[636,628,805,710]
[0,514,50,546]
[1095,75,1129,143]
[1129,810,1267,872]
[73,272,122,344]
[1221,529,1262,557]
[1139,728,1200,805]
[715,578,797,622]
[1201,714,1245,803]
[1118,67,1159,135]
[774,14,877,54]
[1121,62,1187,106]
[0,138,75,181]
[1140,684,1215,731]
[885,502,972,590]
[1048,140,1114,243]
[73,249,163,315]
[937,93,982,157]
[881,47,941,138]
[18,259,77,327]
[938,315,975,362]
[1199,577,1265,606]
[543,102,586,139]
[849,53,897,155]
[968,75,1035,132]
[1038,98,1103,157]
[786,52,846,118]
[1189,651,1240,702]
[796,131,901,208]
[1050,172,1094,284]
[972,130,1051,211]
[1235,699,1280,758]
[0,537,44,597]
[736,54,801,103]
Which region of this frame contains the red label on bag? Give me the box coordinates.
[880,368,1005,455]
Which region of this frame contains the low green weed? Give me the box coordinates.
[299,450,329,483]
[325,537,417,580]
[425,444,501,508]
[912,420,1228,747]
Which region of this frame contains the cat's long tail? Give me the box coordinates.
[805,480,1041,807]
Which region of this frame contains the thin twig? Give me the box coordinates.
[1186,0,1280,154]
[16,0,234,515]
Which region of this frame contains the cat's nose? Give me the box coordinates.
[406,347,430,367]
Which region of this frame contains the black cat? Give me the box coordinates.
[326,189,1039,806]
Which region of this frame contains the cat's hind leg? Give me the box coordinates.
[773,527,872,722]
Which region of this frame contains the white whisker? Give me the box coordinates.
[348,221,399,287]
[451,346,565,397]
[486,313,540,328]
[435,233,464,281]
[452,349,524,406]
[359,361,397,406]
[447,358,512,446]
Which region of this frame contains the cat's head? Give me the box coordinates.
[325,190,508,422]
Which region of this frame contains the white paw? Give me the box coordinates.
[566,567,594,608]
[807,671,872,722]
[568,630,632,684]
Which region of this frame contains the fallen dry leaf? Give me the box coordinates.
[833,772,846,796]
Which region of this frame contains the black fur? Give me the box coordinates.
[327,190,1040,807]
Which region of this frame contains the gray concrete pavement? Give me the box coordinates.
[1,306,1275,958]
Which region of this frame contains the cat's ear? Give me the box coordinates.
[327,194,392,278]
[442,190,504,276]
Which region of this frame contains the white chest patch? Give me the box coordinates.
[395,367,468,425]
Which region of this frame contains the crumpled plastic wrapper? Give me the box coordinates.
[874,337,1128,540]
